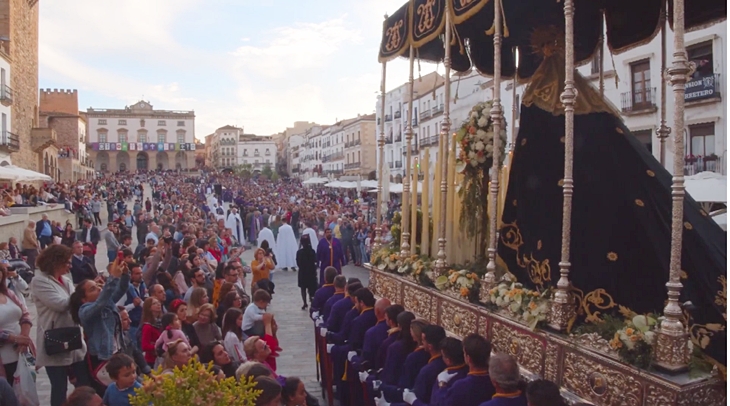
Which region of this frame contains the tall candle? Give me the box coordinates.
[421,148,430,257]
[432,147,442,256]
[445,134,457,263]
[410,162,418,256]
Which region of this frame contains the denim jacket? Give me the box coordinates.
[79,272,130,360]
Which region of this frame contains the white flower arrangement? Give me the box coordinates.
[435,269,481,300]
[456,101,507,170]
[488,282,550,330]
[609,315,659,350]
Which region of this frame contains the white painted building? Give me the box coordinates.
[210,125,240,168]
[0,46,13,166]
[237,134,276,170]
[579,20,726,175]
[302,125,324,179]
[287,134,304,177]
[87,101,196,171]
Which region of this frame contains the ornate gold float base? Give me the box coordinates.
[366,265,727,406]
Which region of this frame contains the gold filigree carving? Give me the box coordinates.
[385,20,404,52]
[562,351,642,405]
[646,170,655,177]
[680,270,688,280]
[403,285,431,321]
[544,341,560,381]
[655,331,692,368]
[557,179,564,186]
[677,384,728,406]
[491,322,544,374]
[635,199,644,207]
[512,199,517,207]
[378,273,400,304]
[559,136,565,143]
[520,138,527,146]
[416,0,437,33]
[616,127,624,134]
[716,276,726,321]
[525,253,551,288]
[573,288,617,324]
[684,221,693,230]
[645,384,676,405]
[440,299,477,338]
[689,322,725,350]
[606,252,618,262]
[500,222,551,289]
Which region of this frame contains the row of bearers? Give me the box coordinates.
[308,268,570,406]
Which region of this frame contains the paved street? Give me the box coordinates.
[27,189,369,404]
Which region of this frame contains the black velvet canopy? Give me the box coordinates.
[498,102,727,367]
[378,0,727,78]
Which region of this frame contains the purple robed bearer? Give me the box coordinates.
[316,228,345,283]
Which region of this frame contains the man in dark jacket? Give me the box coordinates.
[341,220,356,265]
[79,218,101,250]
[70,241,98,284]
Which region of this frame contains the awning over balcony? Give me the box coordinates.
[684,171,727,203]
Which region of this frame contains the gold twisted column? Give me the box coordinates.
[548,0,577,331]
[401,46,415,259]
[654,0,691,372]
[374,61,387,252]
[482,0,504,294]
[433,9,452,275]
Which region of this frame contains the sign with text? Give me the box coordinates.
[685,74,718,102]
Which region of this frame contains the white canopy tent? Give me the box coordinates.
[685,171,727,203]
[367,182,423,194]
[0,165,53,183]
[302,177,329,185]
[712,212,726,231]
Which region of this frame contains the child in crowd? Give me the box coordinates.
[242,289,271,337]
[103,353,142,406]
[155,313,197,355]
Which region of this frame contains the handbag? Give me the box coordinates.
[44,325,82,356]
[13,351,39,406]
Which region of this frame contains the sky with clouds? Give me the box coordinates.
[39,0,440,140]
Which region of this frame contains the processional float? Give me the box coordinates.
[369,0,727,404]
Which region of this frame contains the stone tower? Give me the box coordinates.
[40,88,78,116]
[0,0,39,170]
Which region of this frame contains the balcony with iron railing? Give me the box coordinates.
[0,85,12,106]
[395,161,403,168]
[0,130,19,152]
[385,115,392,122]
[394,111,402,119]
[420,109,432,120]
[345,162,361,170]
[395,133,402,143]
[388,162,394,169]
[685,73,721,103]
[620,87,657,114]
[325,169,344,175]
[385,136,393,144]
[684,151,727,176]
[412,117,418,126]
[432,104,444,116]
[355,139,361,146]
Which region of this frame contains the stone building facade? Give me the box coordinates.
[0,0,39,170]
[86,101,196,172]
[38,89,94,181]
[343,114,376,177]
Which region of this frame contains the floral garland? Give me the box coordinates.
[487,282,551,330]
[371,247,399,272]
[435,269,481,302]
[398,254,434,285]
[455,101,507,255]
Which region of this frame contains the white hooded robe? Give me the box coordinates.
[275,223,298,269]
[225,211,245,245]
